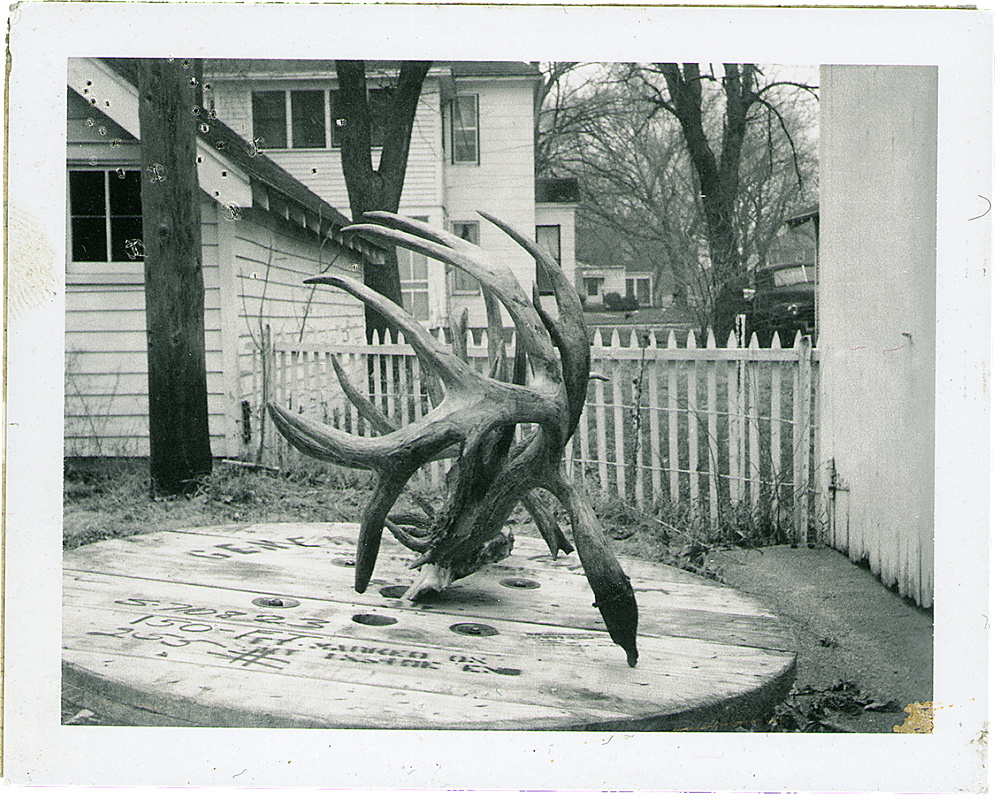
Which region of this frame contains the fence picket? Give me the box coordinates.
[648,334,662,504]
[747,332,761,511]
[794,334,813,545]
[667,330,680,505]
[706,333,719,526]
[250,324,820,540]
[610,329,627,499]
[687,330,699,510]
[725,328,741,507]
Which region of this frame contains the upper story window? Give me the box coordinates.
[451,221,479,293]
[450,95,479,164]
[535,224,560,296]
[69,169,143,263]
[332,87,393,148]
[252,89,327,150]
[252,87,396,151]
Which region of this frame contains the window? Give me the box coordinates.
[535,225,560,295]
[451,221,479,293]
[584,277,604,298]
[69,169,143,262]
[450,95,479,164]
[626,276,652,306]
[399,216,430,320]
[252,91,288,149]
[252,89,327,150]
[291,90,326,148]
[331,87,393,149]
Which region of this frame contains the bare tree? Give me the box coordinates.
[537,62,817,336]
[335,60,431,341]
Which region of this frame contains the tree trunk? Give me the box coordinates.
[335,60,430,342]
[138,58,213,496]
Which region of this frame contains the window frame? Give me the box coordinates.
[252,88,330,151]
[68,166,145,270]
[450,94,480,165]
[584,276,604,299]
[450,221,480,294]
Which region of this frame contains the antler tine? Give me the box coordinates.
[343,220,561,389]
[329,354,396,436]
[362,211,466,248]
[485,210,590,438]
[305,273,470,393]
[481,286,507,381]
[546,473,639,667]
[449,306,470,362]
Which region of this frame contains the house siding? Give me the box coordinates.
[208,79,444,215]
[444,79,537,328]
[206,64,542,333]
[66,61,370,462]
[66,196,228,457]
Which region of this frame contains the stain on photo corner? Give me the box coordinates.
[894,701,933,733]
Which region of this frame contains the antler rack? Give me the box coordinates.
[268,212,638,666]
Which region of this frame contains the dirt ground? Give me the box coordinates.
[706,543,934,733]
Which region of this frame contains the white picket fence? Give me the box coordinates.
[242,326,820,539]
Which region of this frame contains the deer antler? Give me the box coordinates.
[268,212,638,666]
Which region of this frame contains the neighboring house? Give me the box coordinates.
[65,58,381,459]
[203,60,575,331]
[535,177,580,301]
[578,263,654,307]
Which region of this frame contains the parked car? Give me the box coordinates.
[746,261,816,345]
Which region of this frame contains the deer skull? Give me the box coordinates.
[268,212,638,666]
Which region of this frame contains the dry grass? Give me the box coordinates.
[63,458,375,550]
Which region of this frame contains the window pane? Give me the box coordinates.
[108,170,143,261]
[70,171,107,262]
[329,90,344,147]
[637,278,651,305]
[451,96,478,163]
[252,91,287,149]
[72,217,107,262]
[291,90,326,149]
[111,216,144,262]
[398,248,428,281]
[70,170,106,216]
[108,169,142,214]
[452,222,479,291]
[369,87,394,149]
[403,289,429,321]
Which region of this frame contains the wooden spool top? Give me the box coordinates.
[63,523,796,730]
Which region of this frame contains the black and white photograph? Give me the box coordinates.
[4,1,990,791]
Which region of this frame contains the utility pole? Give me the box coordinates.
[137,58,213,496]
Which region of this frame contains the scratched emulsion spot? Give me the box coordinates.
[7,202,59,321]
[893,701,933,733]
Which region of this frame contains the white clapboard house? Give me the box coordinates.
[202,60,579,331]
[65,58,382,459]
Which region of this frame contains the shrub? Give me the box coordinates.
[603,292,639,312]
